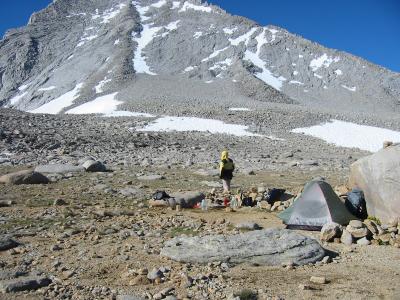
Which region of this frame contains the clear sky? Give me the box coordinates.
[0,0,399,72]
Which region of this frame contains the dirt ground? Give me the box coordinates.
[0,166,399,299]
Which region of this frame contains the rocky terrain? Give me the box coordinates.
[1,0,400,299]
[1,161,400,300]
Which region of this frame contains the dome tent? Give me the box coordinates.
[278,180,357,230]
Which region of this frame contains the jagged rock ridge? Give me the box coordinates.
[0,0,399,115]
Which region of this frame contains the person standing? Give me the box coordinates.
[219,150,235,193]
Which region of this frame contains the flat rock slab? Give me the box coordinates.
[0,276,51,293]
[35,164,84,174]
[161,228,325,266]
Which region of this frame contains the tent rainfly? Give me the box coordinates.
[278,180,357,230]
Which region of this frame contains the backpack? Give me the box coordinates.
[265,188,286,204]
[345,188,367,219]
[152,190,170,200]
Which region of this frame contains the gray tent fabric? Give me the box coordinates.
[278,180,357,229]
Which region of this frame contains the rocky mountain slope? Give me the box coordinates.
[0,0,399,116]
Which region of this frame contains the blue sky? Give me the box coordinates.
[1,0,399,72]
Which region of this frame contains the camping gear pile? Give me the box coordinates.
[204,187,292,211]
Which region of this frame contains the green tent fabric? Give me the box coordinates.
[278,180,357,229]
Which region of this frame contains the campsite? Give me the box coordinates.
[1,139,400,299]
[1,0,400,299]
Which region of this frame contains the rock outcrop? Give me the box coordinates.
[161,228,325,266]
[349,144,400,223]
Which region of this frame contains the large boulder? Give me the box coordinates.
[35,164,84,174]
[161,228,325,266]
[349,144,400,223]
[82,160,107,172]
[169,192,205,208]
[0,170,49,185]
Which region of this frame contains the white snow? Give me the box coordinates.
[138,116,261,137]
[183,66,197,72]
[132,24,161,74]
[243,30,285,90]
[289,80,304,85]
[314,73,323,79]
[171,1,181,9]
[202,46,229,62]
[151,0,167,8]
[229,28,257,46]
[267,28,279,42]
[298,54,303,58]
[103,111,154,117]
[9,92,28,106]
[65,92,153,117]
[293,70,299,75]
[114,39,120,45]
[335,69,343,75]
[229,107,251,111]
[67,55,74,60]
[323,85,328,89]
[18,84,29,91]
[205,80,213,83]
[66,92,120,115]
[341,85,357,92]
[193,31,203,39]
[292,119,400,152]
[95,78,112,94]
[179,2,212,13]
[292,63,296,66]
[38,86,56,92]
[223,27,237,35]
[30,83,83,114]
[232,28,286,90]
[76,34,98,48]
[309,53,340,71]
[101,3,127,24]
[165,20,180,31]
[209,58,232,71]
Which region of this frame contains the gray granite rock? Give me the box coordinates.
[0,238,19,251]
[161,228,325,266]
[35,164,84,174]
[0,275,51,293]
[0,170,49,185]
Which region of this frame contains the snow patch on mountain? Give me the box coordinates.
[179,2,212,13]
[29,83,83,114]
[95,78,112,93]
[101,3,127,24]
[38,86,56,92]
[292,119,400,152]
[229,28,257,46]
[139,116,261,137]
[341,85,357,92]
[193,31,203,39]
[309,54,340,72]
[132,2,163,75]
[243,29,286,90]
[66,92,120,114]
[9,92,28,106]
